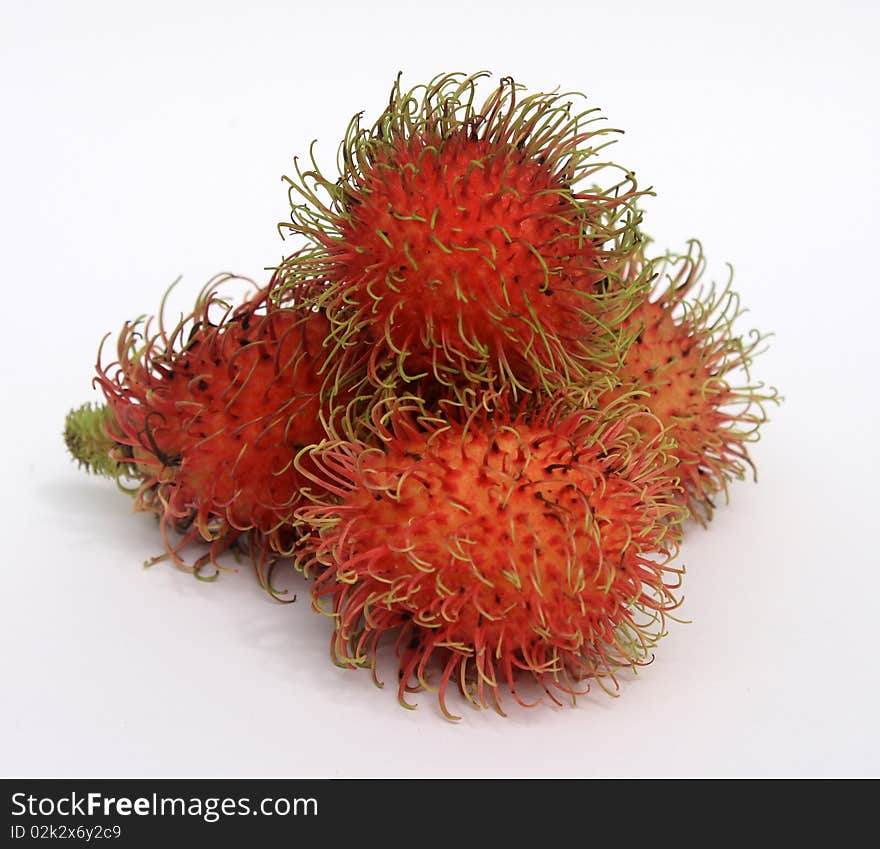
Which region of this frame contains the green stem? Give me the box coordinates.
[64,402,126,479]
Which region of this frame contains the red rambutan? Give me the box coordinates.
[295,396,684,719]
[58,67,788,724]
[278,72,644,398]
[600,242,780,522]
[92,275,339,577]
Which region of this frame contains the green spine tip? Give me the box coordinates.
[64,402,125,479]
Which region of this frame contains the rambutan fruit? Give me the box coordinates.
[599,241,780,522]
[278,72,645,399]
[90,275,342,577]
[295,396,684,719]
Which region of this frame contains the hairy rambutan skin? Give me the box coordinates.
[600,242,780,523]
[277,72,646,400]
[295,396,684,719]
[94,275,338,577]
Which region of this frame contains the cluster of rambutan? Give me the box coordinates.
[65,73,778,718]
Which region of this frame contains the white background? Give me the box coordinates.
[2,0,878,777]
